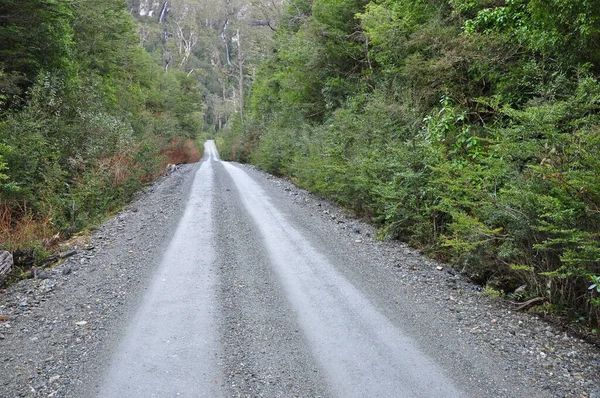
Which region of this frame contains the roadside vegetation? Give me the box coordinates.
[0,0,205,271]
[219,0,600,328]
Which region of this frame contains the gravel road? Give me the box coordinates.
[1,140,599,397]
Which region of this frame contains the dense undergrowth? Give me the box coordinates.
[0,0,205,271]
[219,0,600,327]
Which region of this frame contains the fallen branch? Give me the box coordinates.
[510,297,547,311]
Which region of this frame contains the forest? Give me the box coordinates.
[2,0,600,328]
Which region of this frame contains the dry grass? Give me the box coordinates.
[94,142,162,186]
[0,204,54,250]
[160,137,202,165]
[96,151,139,186]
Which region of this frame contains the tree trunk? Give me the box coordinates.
[237,29,244,126]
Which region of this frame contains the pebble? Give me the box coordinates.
[37,271,50,280]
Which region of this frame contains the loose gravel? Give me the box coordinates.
[0,160,599,397]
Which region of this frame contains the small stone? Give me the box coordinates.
[33,382,46,390]
[542,361,553,369]
[60,250,77,259]
[436,266,444,271]
[514,284,527,294]
[40,279,54,293]
[49,375,60,383]
[37,271,50,280]
[62,267,72,275]
[75,321,87,326]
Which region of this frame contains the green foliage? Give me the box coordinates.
[463,0,600,68]
[313,0,367,34]
[358,0,436,69]
[0,0,76,107]
[0,143,17,193]
[71,0,138,77]
[482,285,505,299]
